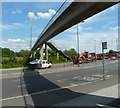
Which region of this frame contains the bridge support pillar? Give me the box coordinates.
[30,54,33,58]
[45,43,48,60]
[40,45,43,61]
[57,52,59,60]
[33,51,36,58]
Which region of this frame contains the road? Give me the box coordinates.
[1,60,119,107]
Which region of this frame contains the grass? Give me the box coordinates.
[2,64,25,69]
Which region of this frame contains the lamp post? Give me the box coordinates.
[76,21,84,66]
[77,24,80,67]
[94,40,96,61]
[30,26,32,50]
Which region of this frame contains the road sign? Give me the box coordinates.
[102,42,107,49]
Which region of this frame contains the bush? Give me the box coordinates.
[48,55,67,64]
[2,57,28,68]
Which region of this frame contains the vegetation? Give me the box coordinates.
[2,57,28,68]
[63,48,78,57]
[1,47,15,57]
[1,47,118,69]
[15,50,30,57]
[108,50,117,54]
[0,47,77,68]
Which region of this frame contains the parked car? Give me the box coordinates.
[104,56,109,59]
[110,56,116,60]
[29,59,52,69]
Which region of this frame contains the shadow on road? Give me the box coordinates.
[20,68,118,107]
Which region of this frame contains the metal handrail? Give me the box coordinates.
[33,0,74,49]
[49,40,64,51]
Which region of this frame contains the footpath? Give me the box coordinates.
[53,76,119,108]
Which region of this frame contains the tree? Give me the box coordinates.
[16,50,30,57]
[64,48,77,57]
[108,50,117,54]
[48,49,56,56]
[2,48,14,57]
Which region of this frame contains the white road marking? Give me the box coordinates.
[0,76,115,102]
[70,83,78,86]
[58,79,66,83]
[17,84,31,88]
[73,76,81,79]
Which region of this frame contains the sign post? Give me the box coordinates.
[102,42,107,80]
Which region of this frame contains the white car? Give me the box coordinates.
[110,56,116,60]
[29,59,52,69]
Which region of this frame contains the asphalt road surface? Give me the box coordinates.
[1,60,119,107]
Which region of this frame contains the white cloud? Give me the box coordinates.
[109,26,120,30]
[28,9,56,20]
[66,26,92,33]
[8,39,25,42]
[0,24,13,29]
[1,37,38,51]
[11,9,22,14]
[51,32,118,53]
[28,12,38,20]
[0,23,25,30]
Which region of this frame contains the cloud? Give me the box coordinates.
[0,24,13,29]
[0,23,25,30]
[109,26,120,30]
[1,37,38,51]
[51,31,118,53]
[28,12,38,20]
[11,9,22,14]
[66,26,92,33]
[8,39,25,42]
[28,9,56,20]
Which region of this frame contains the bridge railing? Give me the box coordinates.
[49,40,64,52]
[34,0,74,46]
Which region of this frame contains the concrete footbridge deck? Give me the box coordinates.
[30,0,118,59]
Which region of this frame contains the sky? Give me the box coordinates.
[1,2,119,53]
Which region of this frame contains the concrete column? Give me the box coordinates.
[57,52,59,60]
[40,45,43,61]
[30,54,33,58]
[33,51,36,58]
[45,44,48,60]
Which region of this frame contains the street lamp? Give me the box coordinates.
[30,26,32,50]
[77,24,80,66]
[76,21,84,66]
[94,40,97,60]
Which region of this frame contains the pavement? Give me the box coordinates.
[53,83,119,107]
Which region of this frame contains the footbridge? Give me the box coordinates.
[30,0,118,60]
[46,42,72,60]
